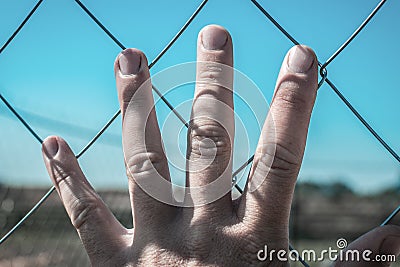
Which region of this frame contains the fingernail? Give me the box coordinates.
[43,137,59,158]
[201,26,228,50]
[119,49,142,75]
[287,46,314,73]
[379,235,400,256]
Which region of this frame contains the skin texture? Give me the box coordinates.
[41,25,400,266]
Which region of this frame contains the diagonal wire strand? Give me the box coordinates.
[75,110,121,158]
[73,0,208,157]
[381,205,400,226]
[249,0,299,46]
[250,0,400,165]
[0,187,55,245]
[0,94,49,245]
[0,94,43,143]
[325,78,400,163]
[74,0,126,50]
[321,0,387,70]
[289,244,310,267]
[0,0,44,54]
[148,0,209,69]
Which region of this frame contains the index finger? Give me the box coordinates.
[240,45,318,234]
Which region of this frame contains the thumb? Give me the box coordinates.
[334,225,400,267]
[42,136,130,265]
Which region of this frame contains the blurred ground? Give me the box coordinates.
[0,183,399,266]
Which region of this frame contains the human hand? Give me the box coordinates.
[41,24,399,266]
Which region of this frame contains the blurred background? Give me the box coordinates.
[1,0,400,266]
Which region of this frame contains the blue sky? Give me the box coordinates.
[0,0,399,194]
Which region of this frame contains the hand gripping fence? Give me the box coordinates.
[0,0,398,266]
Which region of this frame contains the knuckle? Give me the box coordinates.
[69,196,99,230]
[257,143,301,180]
[126,149,165,177]
[189,119,231,157]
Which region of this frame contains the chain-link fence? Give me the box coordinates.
[0,0,399,266]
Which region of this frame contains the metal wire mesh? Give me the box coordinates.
[0,0,399,266]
